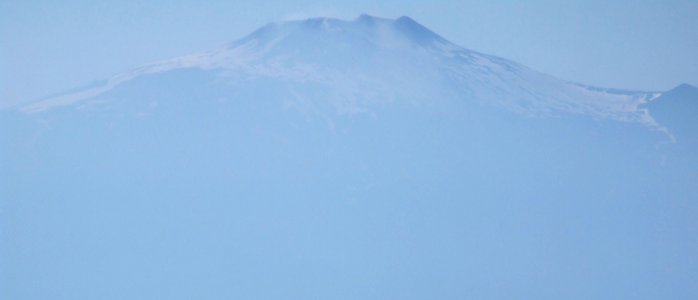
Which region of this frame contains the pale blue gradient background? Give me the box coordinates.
[2,2,698,299]
[1,0,697,108]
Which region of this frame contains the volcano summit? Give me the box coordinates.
[21,15,662,126]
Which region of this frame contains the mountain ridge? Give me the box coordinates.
[16,15,662,129]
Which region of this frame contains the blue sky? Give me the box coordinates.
[1,0,697,107]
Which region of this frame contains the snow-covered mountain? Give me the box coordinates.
[2,15,697,300]
[20,15,660,126]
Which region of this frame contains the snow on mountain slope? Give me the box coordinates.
[19,15,660,127]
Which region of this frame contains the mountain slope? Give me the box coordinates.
[19,15,659,127]
[646,83,698,139]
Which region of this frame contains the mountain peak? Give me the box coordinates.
[670,83,698,93]
[392,15,444,45]
[356,14,386,22]
[236,15,449,55]
[659,83,698,100]
[645,83,698,137]
[18,14,659,127]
